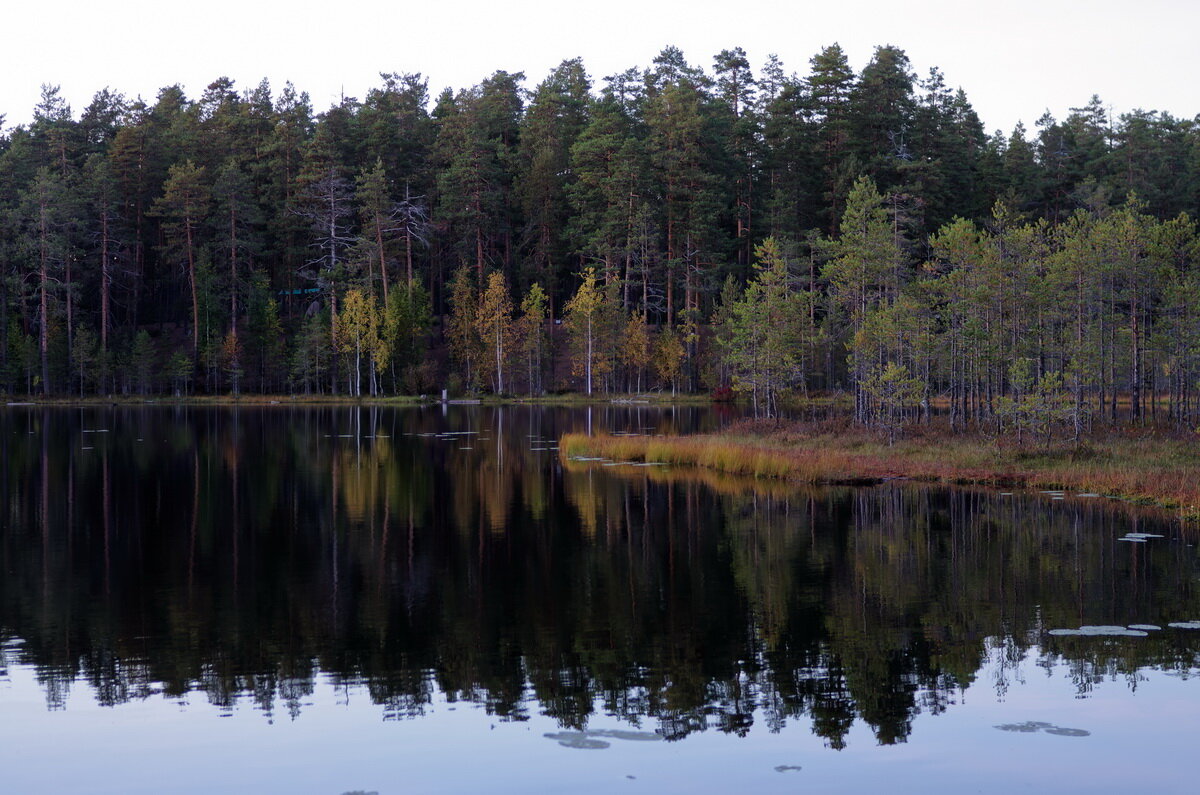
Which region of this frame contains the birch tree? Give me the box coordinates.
[475,270,514,393]
[564,267,604,394]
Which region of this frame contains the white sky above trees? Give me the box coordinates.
[2,0,1195,136]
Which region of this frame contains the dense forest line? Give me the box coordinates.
[1,44,1198,428]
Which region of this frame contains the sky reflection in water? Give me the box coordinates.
[1,405,1198,793]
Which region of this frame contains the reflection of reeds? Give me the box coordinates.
[560,452,808,498]
[560,432,845,481]
[560,431,1200,518]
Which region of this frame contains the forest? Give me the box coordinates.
[1,43,1198,428]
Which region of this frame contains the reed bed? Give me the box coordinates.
[560,427,1200,517]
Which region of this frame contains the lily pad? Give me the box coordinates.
[1044,727,1090,737]
[1128,624,1162,631]
[1048,625,1150,637]
[1078,625,1148,637]
[774,765,803,773]
[1168,621,1200,630]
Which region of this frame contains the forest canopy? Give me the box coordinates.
[0,44,1197,424]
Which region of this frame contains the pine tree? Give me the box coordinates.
[149,160,209,360]
[518,60,590,301]
[356,158,397,301]
[861,361,923,445]
[211,160,262,341]
[724,237,801,417]
[824,176,904,420]
[19,168,69,394]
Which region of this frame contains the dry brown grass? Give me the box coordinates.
[561,422,1200,517]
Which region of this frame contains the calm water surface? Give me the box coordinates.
[1,405,1199,794]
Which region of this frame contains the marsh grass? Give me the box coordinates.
[561,420,1200,517]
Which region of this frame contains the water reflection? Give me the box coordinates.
[1,406,1198,751]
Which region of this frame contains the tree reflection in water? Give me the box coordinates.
[1,405,1197,749]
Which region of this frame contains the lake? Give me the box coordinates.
[1,405,1198,794]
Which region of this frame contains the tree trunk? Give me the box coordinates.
[187,216,199,360]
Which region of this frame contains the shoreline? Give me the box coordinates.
[559,424,1200,519]
[1,392,719,408]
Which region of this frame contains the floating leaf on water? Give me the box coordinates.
[1128,624,1162,631]
[1052,496,1065,500]
[1075,626,1145,637]
[543,731,610,749]
[1077,493,1100,498]
[589,729,661,742]
[1047,629,1083,636]
[995,721,1088,737]
[999,492,1013,496]
[1118,538,1147,543]
[1168,621,1200,630]
[994,721,1053,733]
[774,765,803,773]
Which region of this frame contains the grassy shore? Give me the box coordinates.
[560,419,1200,518]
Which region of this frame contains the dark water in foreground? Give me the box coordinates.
[1,405,1199,794]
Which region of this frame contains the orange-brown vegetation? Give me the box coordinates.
[560,418,1200,517]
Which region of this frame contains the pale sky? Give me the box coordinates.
[1,0,1196,136]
